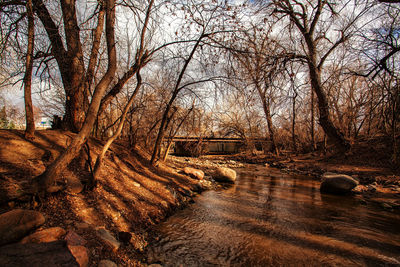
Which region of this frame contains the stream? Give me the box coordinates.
[147,165,400,266]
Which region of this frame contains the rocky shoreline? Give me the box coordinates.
[167,155,400,212]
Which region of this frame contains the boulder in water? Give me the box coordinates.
[320,173,359,194]
[213,167,236,183]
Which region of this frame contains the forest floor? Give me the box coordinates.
[0,130,399,266]
[0,129,207,266]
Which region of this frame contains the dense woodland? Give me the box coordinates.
[0,0,399,195]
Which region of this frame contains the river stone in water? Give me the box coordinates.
[0,209,45,246]
[320,173,359,194]
[183,167,204,180]
[213,167,236,183]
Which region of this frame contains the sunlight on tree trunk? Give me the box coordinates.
[24,0,35,140]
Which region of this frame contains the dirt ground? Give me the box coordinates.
[0,129,202,266]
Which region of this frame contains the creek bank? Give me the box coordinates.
[0,129,214,266]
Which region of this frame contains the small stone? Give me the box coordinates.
[133,182,141,187]
[96,227,120,251]
[98,260,118,267]
[0,209,45,246]
[68,245,89,267]
[75,222,90,230]
[66,176,84,194]
[20,227,66,244]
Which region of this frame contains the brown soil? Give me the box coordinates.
[0,129,201,266]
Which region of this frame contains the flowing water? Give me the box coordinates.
[147,165,400,266]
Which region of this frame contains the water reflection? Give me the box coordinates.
[147,166,400,266]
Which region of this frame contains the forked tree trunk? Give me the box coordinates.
[33,0,117,193]
[91,72,142,186]
[24,0,35,139]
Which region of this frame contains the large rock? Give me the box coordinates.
[0,240,79,266]
[213,167,236,183]
[20,227,66,244]
[0,209,45,246]
[183,167,204,180]
[320,173,359,194]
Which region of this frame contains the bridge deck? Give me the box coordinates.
[167,136,268,143]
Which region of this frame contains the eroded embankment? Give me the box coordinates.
[0,129,208,266]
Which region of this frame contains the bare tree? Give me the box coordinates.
[23,0,35,139]
[270,0,372,152]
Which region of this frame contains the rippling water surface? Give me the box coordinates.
[147,166,400,266]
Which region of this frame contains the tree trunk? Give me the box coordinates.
[292,92,297,152]
[24,0,35,140]
[33,0,117,193]
[258,88,278,155]
[310,89,316,150]
[307,53,350,152]
[32,0,87,133]
[162,140,173,161]
[150,34,204,165]
[91,72,142,186]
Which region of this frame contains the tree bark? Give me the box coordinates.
[257,85,278,155]
[91,72,142,186]
[292,91,297,152]
[34,0,117,193]
[273,0,351,152]
[32,0,87,132]
[307,54,350,152]
[310,89,316,150]
[24,0,35,139]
